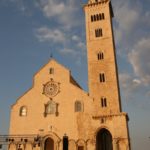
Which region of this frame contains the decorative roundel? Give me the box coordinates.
[43,79,60,97]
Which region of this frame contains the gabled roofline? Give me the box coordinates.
[11,58,83,108]
[33,58,70,77]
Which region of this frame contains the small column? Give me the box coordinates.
[31,143,34,150]
[8,143,16,150]
[57,140,61,150]
[113,139,119,150]
[8,144,11,150]
[85,141,88,150]
[14,143,17,150]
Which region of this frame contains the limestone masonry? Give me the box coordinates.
[9,0,131,150]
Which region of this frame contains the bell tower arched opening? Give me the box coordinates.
[96,128,113,150]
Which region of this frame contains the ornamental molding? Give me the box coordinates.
[92,112,128,120]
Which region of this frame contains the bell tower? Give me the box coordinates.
[84,0,122,115]
[84,1,131,149]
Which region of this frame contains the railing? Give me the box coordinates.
[0,134,41,149]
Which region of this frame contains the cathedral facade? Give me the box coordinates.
[9,0,130,150]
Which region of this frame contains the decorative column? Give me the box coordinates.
[113,138,119,150]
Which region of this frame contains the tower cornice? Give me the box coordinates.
[83,0,109,8]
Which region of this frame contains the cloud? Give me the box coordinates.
[112,0,150,96]
[35,27,66,44]
[133,79,141,84]
[119,73,141,90]
[40,1,65,17]
[59,47,84,65]
[72,35,80,42]
[71,35,86,53]
[59,48,76,55]
[35,26,86,64]
[112,0,142,47]
[36,0,82,29]
[118,73,147,102]
[112,0,150,53]
[114,0,140,32]
[128,38,150,85]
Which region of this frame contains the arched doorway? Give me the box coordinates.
[44,138,54,150]
[96,128,113,150]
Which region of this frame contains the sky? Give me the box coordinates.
[0,0,150,149]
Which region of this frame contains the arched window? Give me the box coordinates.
[96,129,113,150]
[99,73,105,82]
[101,97,107,107]
[91,13,104,22]
[94,15,97,21]
[20,106,27,116]
[97,52,104,60]
[99,14,102,20]
[102,13,105,20]
[91,15,94,22]
[96,14,99,21]
[49,68,54,74]
[45,101,56,115]
[95,28,103,37]
[75,101,83,112]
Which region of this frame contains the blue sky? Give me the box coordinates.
[0,0,150,149]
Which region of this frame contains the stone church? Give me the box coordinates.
[9,0,130,150]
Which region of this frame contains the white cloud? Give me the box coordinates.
[37,0,81,29]
[36,27,65,44]
[112,0,146,53]
[112,0,150,91]
[42,1,65,17]
[71,35,86,53]
[119,73,141,89]
[128,38,150,85]
[59,48,76,55]
[133,79,141,84]
[113,0,140,32]
[116,7,139,32]
[119,73,144,100]
[72,35,80,42]
[35,26,86,62]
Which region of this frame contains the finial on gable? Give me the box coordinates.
[50,53,53,59]
[50,49,54,59]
